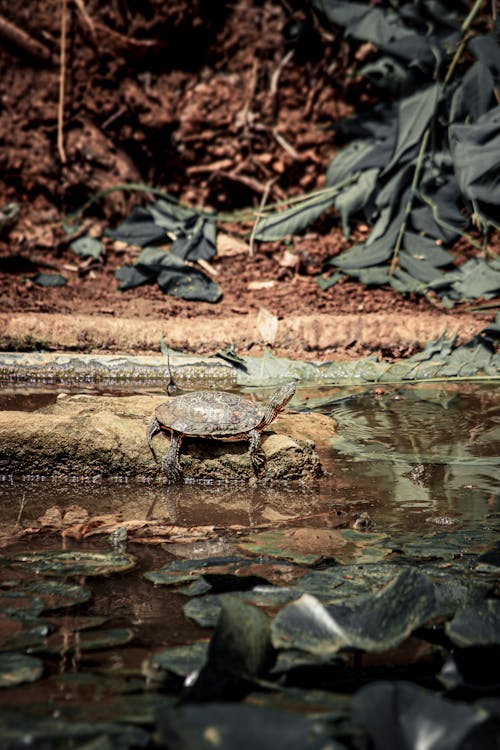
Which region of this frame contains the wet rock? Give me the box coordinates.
[0,395,331,481]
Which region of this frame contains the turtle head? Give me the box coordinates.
[262,382,296,425]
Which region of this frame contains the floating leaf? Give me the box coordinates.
[157,703,338,750]
[152,642,209,677]
[7,550,137,577]
[0,652,43,687]
[183,598,275,701]
[446,600,500,647]
[352,681,498,750]
[272,569,436,655]
[9,580,92,610]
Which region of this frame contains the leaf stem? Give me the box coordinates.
[389,128,431,275]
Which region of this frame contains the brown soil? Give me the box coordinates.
[0,1,496,360]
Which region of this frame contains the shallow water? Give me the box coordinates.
[1,381,498,534]
[0,380,499,743]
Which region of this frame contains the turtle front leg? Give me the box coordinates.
[162,431,184,483]
[146,415,162,461]
[248,428,266,476]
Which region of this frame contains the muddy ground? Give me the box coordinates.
[0,1,496,360]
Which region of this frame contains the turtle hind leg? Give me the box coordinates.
[147,415,162,461]
[162,432,184,483]
[248,428,266,476]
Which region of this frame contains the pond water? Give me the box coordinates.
[0,381,499,747]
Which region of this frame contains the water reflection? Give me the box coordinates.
[0,382,498,537]
[320,383,500,529]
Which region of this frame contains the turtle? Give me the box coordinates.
[146,382,296,482]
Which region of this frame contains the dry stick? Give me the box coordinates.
[0,14,51,62]
[57,0,68,164]
[249,179,275,256]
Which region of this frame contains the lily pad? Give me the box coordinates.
[152,642,209,677]
[5,580,92,610]
[33,627,135,655]
[446,600,500,648]
[237,528,349,565]
[184,598,275,701]
[7,550,137,577]
[272,568,436,655]
[0,652,44,687]
[352,680,498,750]
[157,703,340,750]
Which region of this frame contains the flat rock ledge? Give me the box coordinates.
[0,394,334,481]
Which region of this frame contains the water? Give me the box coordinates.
[1,381,498,534]
[0,380,498,739]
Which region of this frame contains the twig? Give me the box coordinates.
[15,493,26,527]
[0,14,51,63]
[57,0,68,164]
[389,128,431,275]
[269,49,294,116]
[249,179,275,256]
[272,128,300,160]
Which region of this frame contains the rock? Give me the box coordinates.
[0,395,332,481]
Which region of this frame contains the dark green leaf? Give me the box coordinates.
[315,3,413,47]
[7,550,137,577]
[450,62,495,123]
[152,642,209,677]
[384,84,441,174]
[403,232,454,266]
[0,652,43,687]
[334,168,379,237]
[352,681,498,750]
[70,237,104,259]
[32,273,67,287]
[116,247,222,302]
[106,206,169,247]
[468,34,500,84]
[446,600,500,647]
[272,569,436,654]
[449,107,500,226]
[157,703,339,750]
[254,188,339,241]
[183,598,275,701]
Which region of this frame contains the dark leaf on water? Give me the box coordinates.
[157,703,340,750]
[10,580,92,610]
[0,652,43,687]
[32,273,67,287]
[183,598,275,702]
[352,681,500,750]
[272,569,436,655]
[0,714,150,749]
[152,642,209,677]
[7,550,136,577]
[446,600,500,648]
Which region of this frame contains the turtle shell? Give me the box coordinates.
[154,390,264,437]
